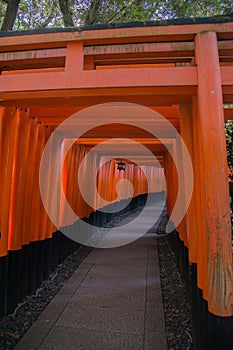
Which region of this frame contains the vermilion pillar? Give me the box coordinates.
[179,103,196,258]
[191,96,208,299]
[164,152,172,217]
[175,134,189,246]
[195,31,232,316]
[65,41,83,72]
[164,148,178,223]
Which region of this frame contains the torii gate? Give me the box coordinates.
[0,16,233,348]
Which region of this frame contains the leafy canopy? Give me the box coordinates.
[0,0,232,31]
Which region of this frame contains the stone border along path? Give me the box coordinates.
[14,201,167,350]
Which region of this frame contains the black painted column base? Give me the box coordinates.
[168,233,233,350]
[0,232,81,320]
[0,254,8,319]
[190,264,233,350]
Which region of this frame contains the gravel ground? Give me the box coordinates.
[157,212,193,350]
[0,245,92,350]
[0,208,193,350]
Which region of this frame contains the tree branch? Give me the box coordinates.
[58,0,74,27]
[106,0,137,24]
[106,6,127,24]
[85,0,101,26]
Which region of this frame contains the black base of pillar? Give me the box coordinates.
[190,264,233,349]
[0,231,81,321]
[208,312,233,350]
[0,255,8,319]
[27,242,38,296]
[168,234,233,350]
[7,250,21,314]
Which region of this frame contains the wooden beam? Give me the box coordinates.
[0,40,231,70]
[29,106,232,122]
[224,108,233,120]
[0,40,231,72]
[95,58,192,66]
[84,41,194,58]
[0,21,232,51]
[218,40,233,54]
[0,67,198,93]
[0,65,232,101]
[30,105,179,118]
[0,94,194,107]
[0,48,66,70]
[74,137,173,145]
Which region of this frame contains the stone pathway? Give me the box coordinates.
[15,204,167,350]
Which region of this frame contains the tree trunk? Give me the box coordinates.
[58,0,74,27]
[1,0,21,31]
[85,0,101,26]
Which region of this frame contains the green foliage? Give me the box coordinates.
[15,0,63,30]
[0,2,7,25]
[149,0,233,19]
[65,0,233,26]
[0,0,232,30]
[225,120,233,233]
[225,120,233,175]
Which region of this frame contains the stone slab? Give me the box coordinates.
[14,320,54,350]
[39,325,144,350]
[71,286,146,308]
[56,302,145,335]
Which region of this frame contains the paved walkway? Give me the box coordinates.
[15,204,167,350]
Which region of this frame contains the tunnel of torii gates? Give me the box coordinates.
[0,17,233,322]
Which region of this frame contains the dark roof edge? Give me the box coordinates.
[0,15,233,37]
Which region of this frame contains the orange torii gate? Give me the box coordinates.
[0,16,233,348]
